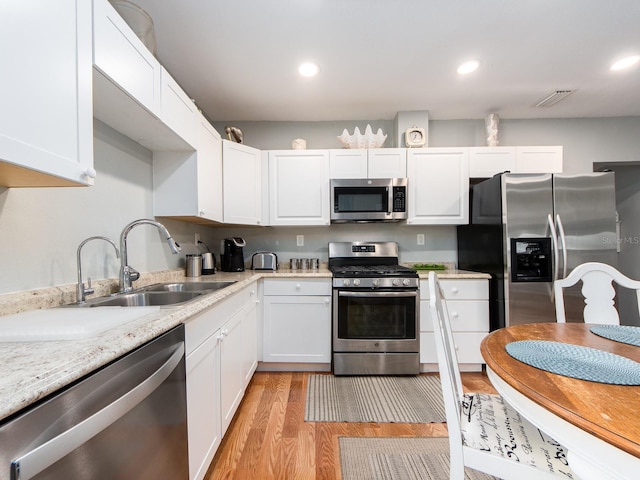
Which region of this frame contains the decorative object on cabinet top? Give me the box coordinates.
[109,0,157,55]
[337,124,387,149]
[485,113,499,146]
[405,125,426,148]
[225,126,244,143]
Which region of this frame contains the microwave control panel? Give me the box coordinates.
[392,186,406,212]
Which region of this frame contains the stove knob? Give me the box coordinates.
[403,278,411,286]
[392,279,401,286]
[343,279,351,287]
[353,279,361,286]
[372,279,380,287]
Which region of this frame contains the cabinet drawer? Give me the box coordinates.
[419,300,489,332]
[263,279,331,296]
[420,279,488,300]
[185,285,253,354]
[420,332,488,364]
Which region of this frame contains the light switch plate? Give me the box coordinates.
[297,235,304,246]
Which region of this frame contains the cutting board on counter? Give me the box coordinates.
[0,306,160,342]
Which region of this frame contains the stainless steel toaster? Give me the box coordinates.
[251,252,278,270]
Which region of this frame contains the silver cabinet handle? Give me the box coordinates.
[11,343,184,480]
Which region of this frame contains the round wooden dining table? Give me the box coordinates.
[481,322,640,480]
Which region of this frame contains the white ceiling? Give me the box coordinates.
[130,0,640,122]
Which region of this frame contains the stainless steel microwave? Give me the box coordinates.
[330,178,408,223]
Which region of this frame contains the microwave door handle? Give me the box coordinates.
[11,344,184,480]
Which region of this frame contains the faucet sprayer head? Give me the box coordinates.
[168,237,181,254]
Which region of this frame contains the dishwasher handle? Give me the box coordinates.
[11,342,184,480]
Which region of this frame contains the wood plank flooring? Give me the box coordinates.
[205,371,497,480]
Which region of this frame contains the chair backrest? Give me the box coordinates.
[554,262,640,324]
[428,271,466,478]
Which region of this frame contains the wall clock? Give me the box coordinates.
[405,126,426,148]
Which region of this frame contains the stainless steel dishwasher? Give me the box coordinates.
[0,324,188,480]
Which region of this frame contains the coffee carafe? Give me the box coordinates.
[220,237,246,272]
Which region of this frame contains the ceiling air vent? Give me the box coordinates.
[534,90,575,107]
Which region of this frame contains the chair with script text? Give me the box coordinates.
[554,262,640,324]
[428,271,575,480]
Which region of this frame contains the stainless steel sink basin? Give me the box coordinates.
[88,291,204,307]
[140,281,236,293]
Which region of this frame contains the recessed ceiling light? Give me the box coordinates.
[610,55,640,71]
[298,62,319,77]
[457,60,480,75]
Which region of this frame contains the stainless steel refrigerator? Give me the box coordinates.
[457,172,617,329]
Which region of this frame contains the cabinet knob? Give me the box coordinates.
[83,167,97,179]
[450,287,459,294]
[199,210,205,216]
[451,312,459,318]
[295,283,301,289]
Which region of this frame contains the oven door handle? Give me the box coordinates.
[338,290,419,299]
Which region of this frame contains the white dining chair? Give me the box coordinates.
[428,271,575,480]
[554,262,640,324]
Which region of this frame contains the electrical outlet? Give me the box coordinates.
[194,233,200,245]
[296,235,304,246]
[417,234,425,245]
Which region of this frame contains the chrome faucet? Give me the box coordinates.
[76,236,120,304]
[119,219,181,292]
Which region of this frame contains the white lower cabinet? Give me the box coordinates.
[262,279,332,364]
[185,282,258,480]
[419,278,489,372]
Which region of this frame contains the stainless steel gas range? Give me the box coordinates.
[328,242,419,375]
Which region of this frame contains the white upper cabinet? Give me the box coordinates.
[93,0,161,116]
[160,67,199,147]
[0,0,94,187]
[515,146,563,173]
[469,146,563,178]
[330,148,406,179]
[153,115,223,223]
[92,0,190,151]
[222,140,262,225]
[407,148,470,225]
[269,150,331,226]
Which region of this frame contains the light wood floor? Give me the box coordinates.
[205,370,497,480]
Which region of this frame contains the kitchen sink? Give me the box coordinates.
[88,291,204,307]
[140,281,236,293]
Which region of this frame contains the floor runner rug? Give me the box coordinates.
[304,374,446,423]
[339,437,497,480]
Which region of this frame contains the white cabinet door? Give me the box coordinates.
[329,150,367,178]
[407,148,469,225]
[93,0,161,116]
[469,147,516,178]
[262,295,332,363]
[160,67,198,147]
[223,140,263,225]
[219,310,245,434]
[367,148,407,178]
[268,150,331,226]
[196,117,223,222]
[186,328,221,480]
[329,149,406,179]
[0,0,94,187]
[516,146,563,173]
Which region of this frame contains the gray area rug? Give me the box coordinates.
[304,375,446,423]
[340,437,497,480]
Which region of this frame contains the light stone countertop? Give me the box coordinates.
[0,267,489,421]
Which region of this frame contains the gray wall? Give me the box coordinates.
[1,116,639,297]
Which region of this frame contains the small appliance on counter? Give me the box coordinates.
[220,237,246,272]
[251,252,278,271]
[198,240,216,275]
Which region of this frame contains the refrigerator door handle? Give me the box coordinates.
[548,214,560,287]
[556,214,568,278]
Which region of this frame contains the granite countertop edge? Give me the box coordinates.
[0,267,488,421]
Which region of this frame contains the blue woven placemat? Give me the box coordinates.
[590,325,640,347]
[505,340,640,385]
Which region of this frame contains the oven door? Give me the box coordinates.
[333,289,419,353]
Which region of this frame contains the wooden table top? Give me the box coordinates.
[481,323,640,458]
